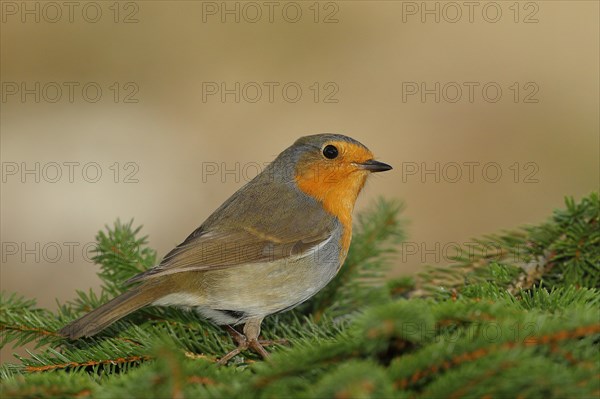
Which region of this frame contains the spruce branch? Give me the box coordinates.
[93,219,157,296]
[1,293,65,350]
[1,194,598,399]
[412,193,599,297]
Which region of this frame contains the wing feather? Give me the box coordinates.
[126,179,338,284]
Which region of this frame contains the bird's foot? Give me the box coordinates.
[217,326,288,365]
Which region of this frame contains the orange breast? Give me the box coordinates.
[295,164,368,260]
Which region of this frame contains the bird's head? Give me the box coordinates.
[282,134,392,215]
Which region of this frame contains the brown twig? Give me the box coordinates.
[24,355,151,372]
[395,323,600,390]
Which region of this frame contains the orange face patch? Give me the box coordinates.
[294,141,375,257]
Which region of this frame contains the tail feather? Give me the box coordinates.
[59,287,163,339]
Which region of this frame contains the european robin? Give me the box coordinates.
[59,134,392,364]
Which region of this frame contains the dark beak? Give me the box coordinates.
[358,159,393,172]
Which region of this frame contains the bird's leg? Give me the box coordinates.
[217,325,248,365]
[243,317,270,359]
[243,321,290,354]
[217,317,269,365]
[224,325,247,347]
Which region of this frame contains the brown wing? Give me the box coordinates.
[126,224,335,284]
[126,165,342,284]
[126,178,339,284]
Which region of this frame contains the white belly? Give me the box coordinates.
[152,236,342,325]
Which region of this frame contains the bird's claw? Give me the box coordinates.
[217,326,288,365]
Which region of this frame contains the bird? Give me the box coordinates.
[59,134,392,364]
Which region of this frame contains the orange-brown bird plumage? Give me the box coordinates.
[59,134,392,363]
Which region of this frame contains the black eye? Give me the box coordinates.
[322,145,338,159]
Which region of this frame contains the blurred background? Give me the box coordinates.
[1,1,598,361]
